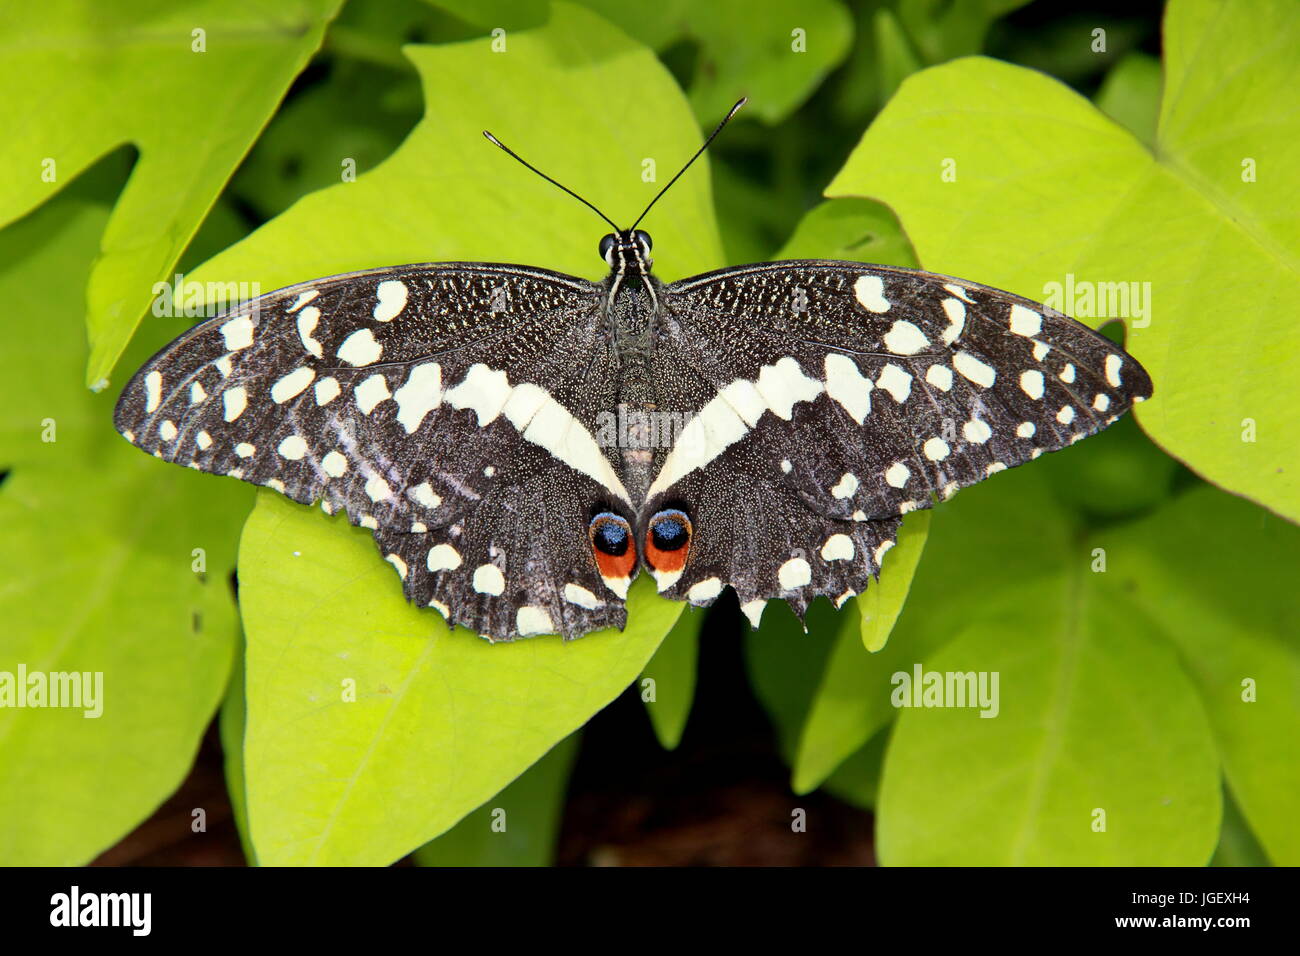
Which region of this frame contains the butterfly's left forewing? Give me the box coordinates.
[648,260,1151,617]
[115,263,633,640]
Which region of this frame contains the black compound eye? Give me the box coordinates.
[589,511,631,556]
[632,229,652,253]
[598,234,616,263]
[649,509,690,552]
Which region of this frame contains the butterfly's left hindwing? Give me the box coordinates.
[114,264,631,640]
[647,260,1151,613]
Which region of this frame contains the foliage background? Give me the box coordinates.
[0,0,1295,866]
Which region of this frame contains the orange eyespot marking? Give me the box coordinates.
[644,508,692,574]
[588,512,636,589]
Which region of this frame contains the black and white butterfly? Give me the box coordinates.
[115,101,1151,641]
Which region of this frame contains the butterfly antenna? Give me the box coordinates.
[482,130,620,232]
[629,97,747,232]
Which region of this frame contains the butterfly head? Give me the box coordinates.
[599,229,653,276]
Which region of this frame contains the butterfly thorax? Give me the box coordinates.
[600,230,664,501]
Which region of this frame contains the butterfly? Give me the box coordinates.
[114,100,1152,641]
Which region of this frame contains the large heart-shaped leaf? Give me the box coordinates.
[829,0,1300,524]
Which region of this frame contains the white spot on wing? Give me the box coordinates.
[940,298,966,345]
[277,435,308,460]
[926,364,953,391]
[445,364,512,426]
[473,564,505,595]
[190,381,206,404]
[296,305,323,358]
[876,364,912,403]
[823,353,873,424]
[943,284,975,304]
[953,351,996,388]
[1009,305,1042,337]
[159,420,178,441]
[820,534,854,562]
[564,583,603,609]
[755,357,823,420]
[410,482,441,509]
[365,475,392,502]
[286,290,319,313]
[831,472,859,499]
[393,363,442,433]
[1105,354,1123,387]
[778,557,812,590]
[322,451,348,477]
[516,606,554,636]
[235,442,255,458]
[741,599,766,628]
[145,370,162,413]
[963,419,992,443]
[883,320,930,355]
[885,461,910,488]
[337,327,383,366]
[271,366,315,404]
[427,544,462,571]
[314,376,341,405]
[853,274,890,312]
[687,578,723,604]
[223,386,248,421]
[373,279,408,322]
[220,316,254,351]
[923,437,950,461]
[354,374,391,414]
[1020,369,1045,399]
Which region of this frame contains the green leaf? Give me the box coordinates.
[829,0,1300,524]
[413,734,578,866]
[241,492,679,865]
[641,608,703,750]
[0,190,247,864]
[582,0,854,125]
[773,197,918,268]
[879,603,1221,866]
[1101,485,1300,864]
[218,639,256,864]
[1094,52,1163,149]
[821,727,888,811]
[870,447,1300,864]
[857,511,929,653]
[0,0,343,388]
[1211,786,1270,868]
[789,512,927,794]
